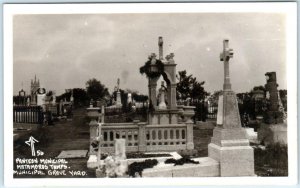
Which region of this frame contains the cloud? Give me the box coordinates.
[13,13,286,95]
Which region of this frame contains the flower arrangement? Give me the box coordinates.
[139,53,164,79]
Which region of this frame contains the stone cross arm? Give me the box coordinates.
[220,39,234,62]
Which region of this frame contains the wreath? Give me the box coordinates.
[139,58,164,79]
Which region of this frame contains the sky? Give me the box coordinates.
[13,13,286,96]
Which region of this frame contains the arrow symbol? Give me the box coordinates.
[25,136,39,156]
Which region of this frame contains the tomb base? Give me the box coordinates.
[257,123,287,146]
[208,143,255,177]
[208,127,255,177]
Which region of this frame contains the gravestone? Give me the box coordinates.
[116,78,122,107]
[115,139,126,160]
[208,39,255,177]
[95,139,128,177]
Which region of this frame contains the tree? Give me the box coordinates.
[132,92,148,106]
[72,88,89,106]
[56,90,72,102]
[176,70,208,103]
[252,85,266,92]
[176,70,209,121]
[86,78,110,101]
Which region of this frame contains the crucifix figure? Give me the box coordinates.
[220,39,234,91]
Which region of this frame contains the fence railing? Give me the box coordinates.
[207,106,218,119]
[89,121,194,154]
[13,106,44,124]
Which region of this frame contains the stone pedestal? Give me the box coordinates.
[186,122,194,150]
[208,141,254,177]
[208,128,255,177]
[87,107,101,156]
[208,91,255,176]
[208,86,254,176]
[182,106,196,123]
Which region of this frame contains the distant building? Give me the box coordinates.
[30,75,40,105]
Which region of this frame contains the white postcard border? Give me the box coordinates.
[3,2,298,186]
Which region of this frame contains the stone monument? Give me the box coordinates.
[146,37,193,125]
[263,72,283,124]
[208,39,255,176]
[116,78,122,108]
[257,72,287,145]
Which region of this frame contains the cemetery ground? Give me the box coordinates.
[13,107,288,178]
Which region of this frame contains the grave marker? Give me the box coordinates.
[208,39,255,177]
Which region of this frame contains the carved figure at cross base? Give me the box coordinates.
[158,81,167,109]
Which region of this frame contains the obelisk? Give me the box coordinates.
[208,39,255,176]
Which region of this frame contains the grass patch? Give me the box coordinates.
[254,143,288,176]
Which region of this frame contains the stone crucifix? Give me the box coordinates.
[220,39,234,91]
